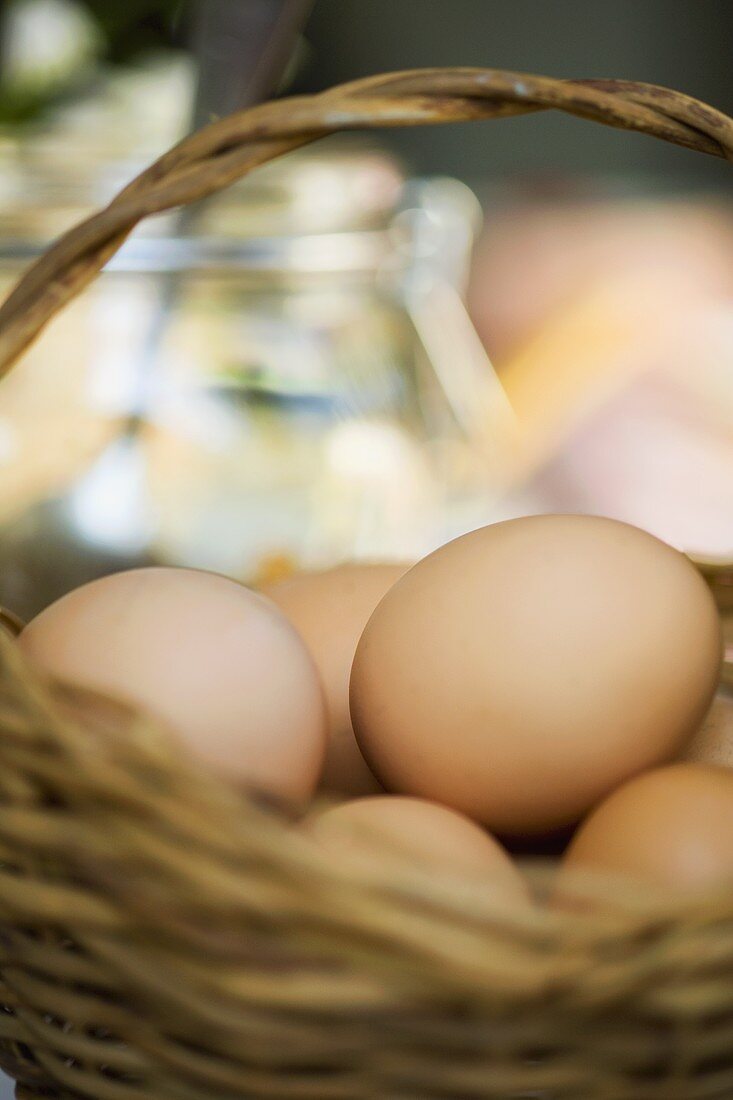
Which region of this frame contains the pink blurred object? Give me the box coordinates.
[470,195,733,360]
[524,366,733,556]
[468,194,733,556]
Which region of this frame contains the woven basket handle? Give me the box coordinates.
[0,67,730,381]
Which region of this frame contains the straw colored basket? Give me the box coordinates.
[0,69,732,1100]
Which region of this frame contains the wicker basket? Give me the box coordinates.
[0,68,732,1100]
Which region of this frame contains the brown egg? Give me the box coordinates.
[261,563,408,796]
[307,795,527,901]
[684,692,733,768]
[560,763,733,893]
[351,515,721,835]
[20,567,326,802]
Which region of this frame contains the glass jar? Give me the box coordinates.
[0,139,514,618]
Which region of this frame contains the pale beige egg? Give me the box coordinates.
[261,563,408,796]
[307,795,527,902]
[351,515,721,835]
[559,763,733,893]
[20,567,326,802]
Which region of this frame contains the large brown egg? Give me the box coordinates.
[261,563,408,796]
[560,763,733,893]
[307,795,527,902]
[350,516,721,835]
[20,568,326,802]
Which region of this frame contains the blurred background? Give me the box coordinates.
[0,0,729,615]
